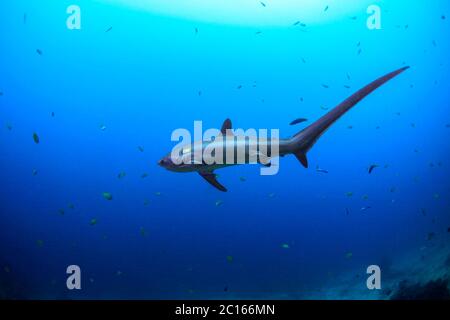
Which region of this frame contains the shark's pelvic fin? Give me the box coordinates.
[199,171,227,192]
[294,151,308,168]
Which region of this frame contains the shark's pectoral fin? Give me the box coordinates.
[199,171,227,192]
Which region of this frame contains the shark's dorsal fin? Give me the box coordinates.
[199,171,227,192]
[220,119,233,136]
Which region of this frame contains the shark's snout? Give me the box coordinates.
[158,156,175,168]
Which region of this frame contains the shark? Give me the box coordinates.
[158,66,409,191]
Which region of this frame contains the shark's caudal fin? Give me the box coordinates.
[290,66,409,168]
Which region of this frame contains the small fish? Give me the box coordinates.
[141,172,148,179]
[0,91,3,96]
[198,90,202,96]
[143,199,149,206]
[357,48,362,55]
[345,252,353,259]
[237,85,243,89]
[33,132,40,144]
[389,187,396,193]
[23,13,27,24]
[361,206,371,211]
[99,124,107,131]
[442,15,446,20]
[58,208,65,215]
[433,193,440,199]
[195,27,198,34]
[90,218,97,226]
[138,146,144,152]
[362,194,369,200]
[368,164,379,174]
[427,232,435,241]
[432,40,437,47]
[281,243,290,249]
[289,118,308,125]
[301,57,306,63]
[447,227,450,233]
[36,240,44,247]
[344,85,351,89]
[255,31,262,35]
[268,193,275,198]
[105,26,113,33]
[260,1,266,7]
[345,192,353,197]
[320,106,329,110]
[117,171,126,179]
[421,208,427,216]
[321,84,329,89]
[324,5,329,12]
[155,192,162,196]
[226,255,233,263]
[51,111,55,117]
[68,203,75,209]
[102,192,113,200]
[239,176,246,182]
[293,21,306,27]
[32,169,38,176]
[350,16,357,20]
[215,200,224,207]
[316,166,328,174]
[345,208,350,215]
[36,49,43,55]
[139,227,146,237]
[347,125,353,129]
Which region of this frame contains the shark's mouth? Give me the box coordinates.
[96,0,374,26]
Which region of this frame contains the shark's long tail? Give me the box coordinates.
[289,66,410,168]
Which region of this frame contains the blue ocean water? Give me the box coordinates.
[0,0,449,299]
